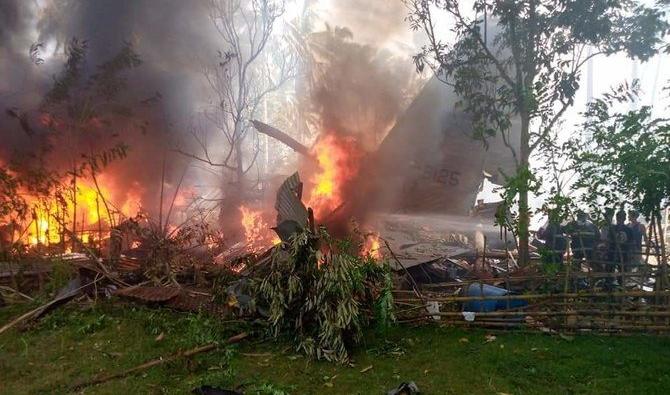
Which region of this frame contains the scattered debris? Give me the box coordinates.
[273,172,310,241]
[387,381,420,395]
[462,311,476,322]
[115,285,181,303]
[0,285,34,302]
[0,277,102,335]
[425,301,441,321]
[462,283,528,313]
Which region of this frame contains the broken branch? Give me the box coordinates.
[250,120,315,161]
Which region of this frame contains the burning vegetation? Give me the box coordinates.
[1,2,670,388]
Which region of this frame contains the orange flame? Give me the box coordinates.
[307,134,362,219]
[239,205,280,252]
[361,233,382,260]
[21,177,141,246]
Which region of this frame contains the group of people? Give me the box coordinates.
[537,208,646,280]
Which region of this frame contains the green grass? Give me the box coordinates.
[2,301,670,394]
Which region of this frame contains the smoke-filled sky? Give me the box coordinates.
[0,0,668,224]
[0,0,421,208]
[0,0,220,213]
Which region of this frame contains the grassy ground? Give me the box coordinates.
[2,300,670,394]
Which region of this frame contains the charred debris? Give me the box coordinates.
[0,163,521,356]
[3,130,670,365]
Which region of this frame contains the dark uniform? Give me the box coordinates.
[565,217,600,262]
[538,222,567,265]
[608,220,634,282]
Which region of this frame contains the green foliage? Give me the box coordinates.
[6,302,670,393]
[494,166,540,234]
[42,39,142,115]
[143,308,236,347]
[44,258,76,296]
[76,313,112,335]
[540,192,573,225]
[567,85,670,218]
[406,0,668,262]
[374,265,396,333]
[247,382,293,395]
[538,248,562,274]
[255,228,394,363]
[40,308,111,335]
[81,143,130,174]
[92,41,142,100]
[43,38,88,106]
[0,166,27,225]
[407,0,667,145]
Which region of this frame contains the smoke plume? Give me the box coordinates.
[0,0,217,216]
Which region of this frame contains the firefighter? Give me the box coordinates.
[565,210,600,264]
[538,218,567,265]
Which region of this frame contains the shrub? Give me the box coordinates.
[254,227,394,363]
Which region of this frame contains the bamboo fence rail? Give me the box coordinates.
[394,238,670,333]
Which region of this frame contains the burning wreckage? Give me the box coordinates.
[0,78,527,318]
[6,76,645,363]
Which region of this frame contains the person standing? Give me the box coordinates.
[600,208,615,243]
[608,210,634,286]
[565,210,600,263]
[538,218,567,265]
[627,210,646,266]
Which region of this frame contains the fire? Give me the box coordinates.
[307,134,363,219]
[239,205,280,252]
[21,177,140,246]
[361,232,382,260]
[120,183,143,216]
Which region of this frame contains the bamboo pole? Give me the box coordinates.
[417,269,659,292]
[96,194,102,253]
[72,166,77,251]
[430,319,670,332]
[394,290,670,303]
[0,276,103,335]
[91,170,115,228]
[72,332,248,390]
[406,310,670,318]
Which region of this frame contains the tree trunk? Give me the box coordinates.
[518,112,531,266]
[218,127,247,241]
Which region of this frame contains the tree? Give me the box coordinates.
[405,0,668,264]
[178,0,294,234]
[0,167,27,255]
[4,38,145,250]
[567,86,669,272]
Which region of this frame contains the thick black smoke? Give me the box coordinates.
[0,0,217,216]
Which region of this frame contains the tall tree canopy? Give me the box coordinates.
[406,0,668,264]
